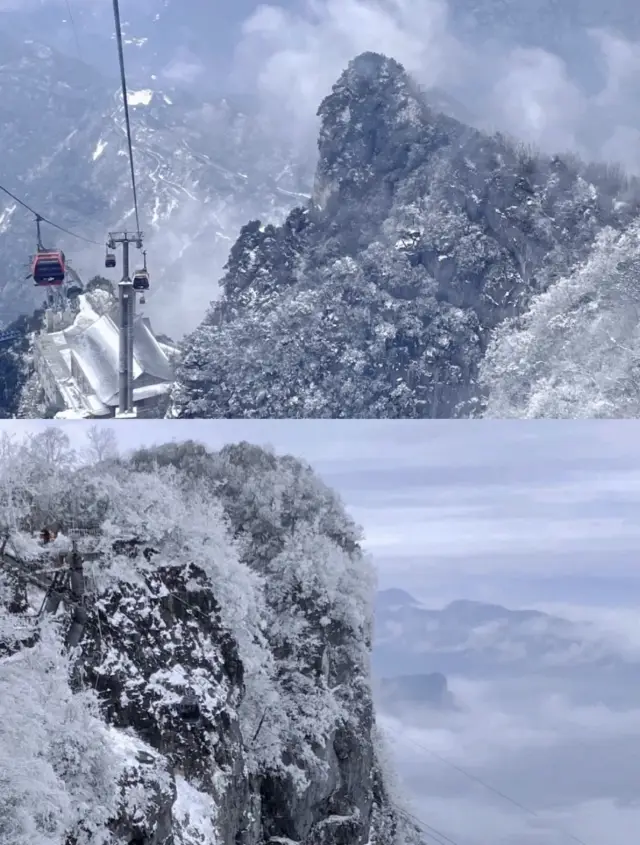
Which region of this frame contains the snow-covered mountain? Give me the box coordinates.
[448,0,640,51]
[5,21,640,418]
[0,434,419,844]
[171,51,640,419]
[0,0,267,92]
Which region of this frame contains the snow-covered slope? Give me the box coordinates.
[0,435,412,844]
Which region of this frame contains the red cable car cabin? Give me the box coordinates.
[32,250,66,286]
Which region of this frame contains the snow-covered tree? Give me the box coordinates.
[0,624,119,845]
[481,222,640,417]
[84,426,118,464]
[0,432,393,844]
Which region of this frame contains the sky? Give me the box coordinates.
[5,418,640,612]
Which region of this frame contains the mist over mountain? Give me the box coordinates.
[373,588,640,684]
[373,587,640,845]
[0,26,313,335]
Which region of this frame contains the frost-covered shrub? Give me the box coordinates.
[481,223,640,417]
[0,625,120,845]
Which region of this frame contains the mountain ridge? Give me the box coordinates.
[373,588,639,681]
[171,51,640,419]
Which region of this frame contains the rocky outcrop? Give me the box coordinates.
[0,438,405,845]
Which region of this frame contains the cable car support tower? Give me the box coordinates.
[107,230,143,417]
[109,0,147,419]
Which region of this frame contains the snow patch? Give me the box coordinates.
[127,89,153,107]
[92,139,108,161]
[54,409,91,419]
[0,204,17,233]
[173,776,219,845]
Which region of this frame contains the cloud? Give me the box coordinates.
[232,0,463,117]
[5,416,640,844]
[231,0,465,129]
[378,665,640,845]
[230,0,640,172]
[161,57,205,85]
[489,47,587,154]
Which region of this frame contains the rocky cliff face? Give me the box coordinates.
[171,51,640,419]
[0,436,405,845]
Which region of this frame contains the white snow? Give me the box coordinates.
[276,187,311,200]
[54,409,91,419]
[269,839,301,844]
[0,203,16,233]
[35,293,173,415]
[92,139,108,161]
[133,382,171,401]
[127,89,153,107]
[173,776,219,845]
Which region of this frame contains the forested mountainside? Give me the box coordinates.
[480,220,640,417]
[0,433,417,844]
[171,51,640,419]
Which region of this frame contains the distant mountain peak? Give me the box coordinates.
[341,51,408,87]
[377,588,421,607]
[314,50,432,212]
[445,598,503,612]
[443,598,547,622]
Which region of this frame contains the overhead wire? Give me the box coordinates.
[4,534,592,845]
[0,183,102,246]
[0,2,142,254]
[114,571,468,845]
[393,803,463,845]
[6,540,463,845]
[63,0,83,63]
[111,0,141,235]
[390,730,592,845]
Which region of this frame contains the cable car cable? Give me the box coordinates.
[111,0,141,235]
[393,804,464,845]
[390,731,592,845]
[0,183,102,246]
[64,0,83,62]
[126,579,470,845]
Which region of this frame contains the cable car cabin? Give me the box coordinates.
[105,252,116,269]
[132,269,149,291]
[32,251,65,286]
